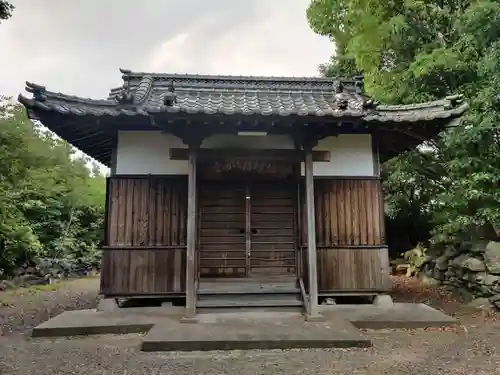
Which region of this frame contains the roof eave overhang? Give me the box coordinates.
[18,79,469,167]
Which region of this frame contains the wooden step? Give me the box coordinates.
[198,278,299,295]
[197,293,304,308]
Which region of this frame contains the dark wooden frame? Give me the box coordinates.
[169,148,331,162]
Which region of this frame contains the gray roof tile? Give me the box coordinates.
[18,69,467,123]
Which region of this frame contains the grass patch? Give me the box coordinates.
[5,281,65,297]
[21,283,65,295]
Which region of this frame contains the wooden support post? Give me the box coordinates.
[304,146,323,321]
[181,145,198,323]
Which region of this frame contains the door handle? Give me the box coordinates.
[251,228,258,234]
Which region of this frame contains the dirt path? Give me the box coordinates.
[0,276,499,374]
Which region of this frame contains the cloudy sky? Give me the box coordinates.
[0,0,333,99]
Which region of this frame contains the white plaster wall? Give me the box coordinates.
[302,134,375,176]
[116,131,187,175]
[115,131,374,176]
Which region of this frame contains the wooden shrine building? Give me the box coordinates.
[19,69,468,320]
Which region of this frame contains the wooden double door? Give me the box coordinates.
[198,180,298,278]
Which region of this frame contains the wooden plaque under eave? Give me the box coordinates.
[199,158,295,180]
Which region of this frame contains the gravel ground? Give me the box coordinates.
[0,276,499,374]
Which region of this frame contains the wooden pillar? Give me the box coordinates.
[304,146,321,319]
[182,144,198,322]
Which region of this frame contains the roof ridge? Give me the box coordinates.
[119,68,361,84]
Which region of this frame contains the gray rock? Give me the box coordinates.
[97,298,119,312]
[434,256,449,270]
[454,267,465,279]
[451,254,468,267]
[0,280,16,291]
[478,285,494,296]
[444,270,454,279]
[433,268,445,280]
[471,240,489,253]
[484,241,500,274]
[468,297,494,312]
[444,245,460,258]
[473,272,500,286]
[373,294,394,307]
[460,257,486,272]
[462,273,472,282]
[321,298,336,305]
[489,294,500,309]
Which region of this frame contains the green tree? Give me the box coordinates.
[0,1,13,22]
[0,102,106,275]
[307,0,500,247]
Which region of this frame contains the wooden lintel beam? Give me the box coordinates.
[169,148,331,162]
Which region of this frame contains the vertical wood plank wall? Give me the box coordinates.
[100,176,188,296]
[300,177,391,292]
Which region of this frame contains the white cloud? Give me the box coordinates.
[1,0,332,98]
[146,33,193,72]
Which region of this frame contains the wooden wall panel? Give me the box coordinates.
[106,176,187,247]
[300,177,390,292]
[101,176,188,296]
[300,178,385,246]
[317,247,391,291]
[100,249,186,295]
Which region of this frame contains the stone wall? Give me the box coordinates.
[0,256,101,291]
[408,241,500,311]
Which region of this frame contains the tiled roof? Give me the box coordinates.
[18,69,468,122]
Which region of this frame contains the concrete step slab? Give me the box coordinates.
[320,303,458,329]
[31,309,158,338]
[141,311,371,352]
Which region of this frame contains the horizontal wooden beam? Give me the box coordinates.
[299,245,387,249]
[169,148,331,162]
[102,246,187,250]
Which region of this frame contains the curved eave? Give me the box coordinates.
[363,95,468,162]
[365,102,469,123]
[18,92,120,167]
